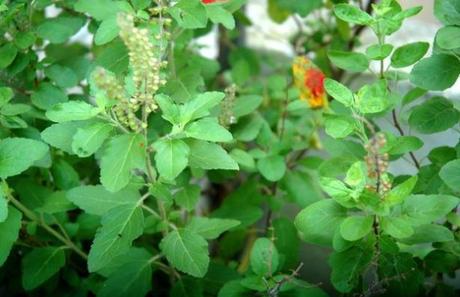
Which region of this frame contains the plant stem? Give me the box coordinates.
[391,109,421,169]
[6,193,88,260]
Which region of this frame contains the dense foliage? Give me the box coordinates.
[1,0,460,296]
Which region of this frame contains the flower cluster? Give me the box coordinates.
[364,133,391,195]
[219,84,237,128]
[292,56,327,109]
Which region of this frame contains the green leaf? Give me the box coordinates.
[257,155,286,182]
[408,97,459,134]
[330,246,373,293]
[356,80,389,114]
[188,140,238,170]
[169,0,208,29]
[233,95,263,118]
[401,224,453,244]
[175,185,200,211]
[0,206,22,266]
[366,43,393,60]
[0,138,49,179]
[44,64,78,89]
[281,170,323,207]
[0,87,13,107]
[206,5,235,29]
[402,194,459,225]
[295,199,346,246]
[46,101,100,122]
[328,50,369,72]
[156,94,180,124]
[74,0,126,21]
[0,43,18,69]
[334,4,373,25]
[100,134,145,192]
[381,217,414,239]
[384,176,417,206]
[0,191,6,223]
[98,249,152,297]
[95,40,129,74]
[324,114,355,139]
[154,139,189,181]
[434,0,460,25]
[324,78,353,107]
[1,103,30,116]
[250,238,279,276]
[31,83,68,110]
[229,149,255,169]
[410,54,460,90]
[339,216,373,241]
[180,92,225,124]
[67,185,140,215]
[387,136,423,155]
[95,17,119,45]
[160,229,209,277]
[72,122,113,157]
[436,26,460,49]
[187,217,240,239]
[14,31,36,49]
[439,159,460,191]
[41,122,84,154]
[391,42,429,68]
[37,16,85,44]
[22,247,66,290]
[88,204,144,272]
[185,117,233,142]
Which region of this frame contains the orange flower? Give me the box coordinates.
[292,56,328,109]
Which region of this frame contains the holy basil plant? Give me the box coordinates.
[0,0,459,296]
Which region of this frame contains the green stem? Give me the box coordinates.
[6,192,88,260]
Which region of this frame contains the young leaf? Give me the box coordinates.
[22,247,66,290]
[0,138,48,179]
[391,42,429,68]
[186,217,240,239]
[339,216,373,241]
[324,78,353,107]
[0,206,22,266]
[250,238,279,276]
[324,114,355,139]
[67,185,140,215]
[156,94,180,124]
[366,43,393,60]
[154,139,189,181]
[334,4,373,25]
[384,176,417,206]
[188,140,239,170]
[185,117,233,142]
[72,122,113,157]
[410,54,460,90]
[295,199,347,246]
[160,229,209,277]
[400,224,454,244]
[0,87,13,107]
[180,92,225,124]
[95,17,119,45]
[88,204,144,272]
[100,134,145,192]
[256,155,286,182]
